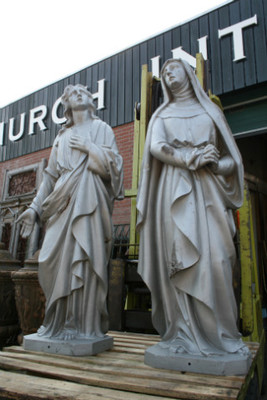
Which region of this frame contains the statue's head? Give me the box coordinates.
[160,58,205,105]
[160,59,194,102]
[61,84,97,128]
[161,59,189,92]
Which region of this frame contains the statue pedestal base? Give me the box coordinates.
[23,333,113,356]
[145,344,252,376]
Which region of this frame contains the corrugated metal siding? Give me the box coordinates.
[0,0,266,161]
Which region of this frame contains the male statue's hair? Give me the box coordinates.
[60,84,98,130]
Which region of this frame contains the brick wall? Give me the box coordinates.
[0,122,134,225]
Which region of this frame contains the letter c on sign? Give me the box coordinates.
[52,98,67,125]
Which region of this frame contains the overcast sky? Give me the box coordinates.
[0,0,232,108]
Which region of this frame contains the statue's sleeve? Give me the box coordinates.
[30,140,59,217]
[211,130,235,176]
[87,124,124,199]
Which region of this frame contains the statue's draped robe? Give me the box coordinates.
[31,119,124,338]
[137,60,246,356]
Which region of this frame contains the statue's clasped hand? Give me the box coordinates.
[69,135,90,154]
[199,144,220,170]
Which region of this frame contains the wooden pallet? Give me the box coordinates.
[0,331,259,400]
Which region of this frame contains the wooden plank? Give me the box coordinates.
[0,370,172,400]
[0,333,259,400]
[5,345,145,365]
[112,336,159,346]
[0,350,244,391]
[0,355,240,399]
[112,345,145,354]
[239,183,256,337]
[139,64,152,177]
[113,339,152,349]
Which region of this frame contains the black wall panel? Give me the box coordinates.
[0,0,266,161]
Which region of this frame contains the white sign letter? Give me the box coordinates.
[151,55,161,78]
[0,122,5,146]
[171,47,196,68]
[9,113,26,142]
[218,15,257,61]
[92,79,105,110]
[52,97,67,125]
[28,105,48,135]
[198,36,208,60]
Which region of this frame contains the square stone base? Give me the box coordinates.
[23,333,113,356]
[145,344,252,376]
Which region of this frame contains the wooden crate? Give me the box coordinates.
[0,331,259,400]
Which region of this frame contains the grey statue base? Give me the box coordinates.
[23,333,113,356]
[145,344,252,376]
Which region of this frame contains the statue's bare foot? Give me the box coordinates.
[56,328,78,340]
[170,345,186,354]
[37,325,46,336]
[237,346,251,357]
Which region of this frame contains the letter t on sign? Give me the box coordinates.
[218,15,257,62]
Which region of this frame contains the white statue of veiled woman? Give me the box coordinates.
[137,59,251,374]
[18,84,124,354]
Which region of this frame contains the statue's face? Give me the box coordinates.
[163,61,188,91]
[67,86,92,111]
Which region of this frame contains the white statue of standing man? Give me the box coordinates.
[18,84,124,355]
[137,59,251,375]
